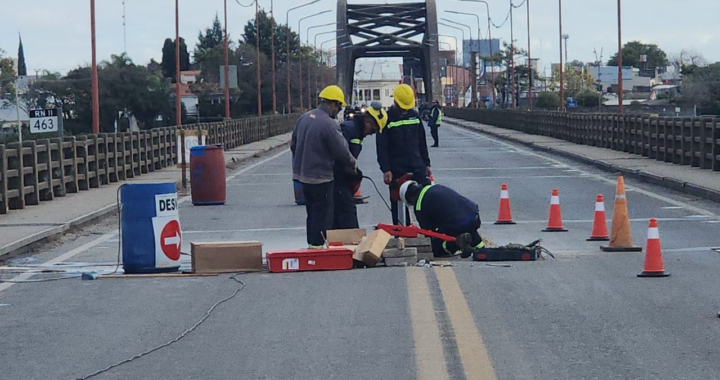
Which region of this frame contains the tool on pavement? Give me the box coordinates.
[472,239,555,261]
[543,188,568,232]
[267,248,354,273]
[376,223,457,242]
[601,176,642,252]
[588,194,610,241]
[495,183,516,225]
[638,218,670,277]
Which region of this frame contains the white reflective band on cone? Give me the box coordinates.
[647,227,660,240]
[551,196,560,205]
[595,202,605,212]
[500,190,509,198]
[616,194,626,199]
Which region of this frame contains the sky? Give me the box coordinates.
[1,0,719,77]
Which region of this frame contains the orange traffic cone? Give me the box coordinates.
[587,194,610,241]
[600,176,642,251]
[354,188,368,204]
[494,183,516,225]
[638,218,670,277]
[543,188,568,232]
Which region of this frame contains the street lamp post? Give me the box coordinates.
[442,18,475,106]
[174,0,182,126]
[439,22,466,107]
[224,0,230,119]
[617,0,623,114]
[527,0,533,110]
[90,0,100,133]
[255,0,261,116]
[270,0,276,114]
[313,29,342,107]
[286,0,321,114]
[297,10,331,111]
[459,0,496,108]
[307,23,336,108]
[559,0,564,111]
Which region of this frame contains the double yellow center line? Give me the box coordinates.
[407,267,497,380]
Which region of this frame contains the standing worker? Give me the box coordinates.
[376,83,432,225]
[428,100,443,147]
[399,181,485,258]
[333,101,388,229]
[291,85,358,248]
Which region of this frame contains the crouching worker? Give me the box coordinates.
[333,101,388,229]
[399,181,485,258]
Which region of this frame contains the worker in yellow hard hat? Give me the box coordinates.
[332,101,388,229]
[291,85,358,248]
[376,83,432,225]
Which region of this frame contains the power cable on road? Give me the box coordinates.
[75,273,248,380]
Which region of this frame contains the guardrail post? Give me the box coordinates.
[712,118,720,171]
[49,137,65,197]
[0,144,8,214]
[87,135,100,188]
[7,143,23,209]
[36,139,53,201]
[23,140,40,205]
[75,136,89,191]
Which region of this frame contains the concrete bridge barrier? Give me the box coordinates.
[0,114,299,214]
[446,108,720,172]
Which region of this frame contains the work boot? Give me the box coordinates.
[465,241,487,259]
[456,233,473,258]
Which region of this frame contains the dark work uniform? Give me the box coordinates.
[413,184,483,257]
[333,119,364,229]
[428,104,442,147]
[376,106,431,224]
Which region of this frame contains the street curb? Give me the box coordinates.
[0,136,292,260]
[448,120,720,204]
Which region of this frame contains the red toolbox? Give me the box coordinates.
[267,248,354,273]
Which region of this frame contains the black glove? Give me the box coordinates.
[347,168,363,181]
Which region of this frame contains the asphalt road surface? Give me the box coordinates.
[2,122,720,380]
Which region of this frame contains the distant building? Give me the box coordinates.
[462,39,500,67]
[352,79,398,108]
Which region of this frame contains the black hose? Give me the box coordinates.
[362,175,393,212]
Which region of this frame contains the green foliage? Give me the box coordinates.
[27,53,173,134]
[194,14,226,64]
[576,90,600,108]
[550,65,595,99]
[681,62,720,115]
[17,35,27,76]
[0,49,16,97]
[161,38,190,79]
[536,92,560,109]
[242,9,300,63]
[607,41,668,69]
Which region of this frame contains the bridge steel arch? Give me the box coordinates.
[336,0,442,106]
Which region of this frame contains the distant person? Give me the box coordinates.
[428,100,443,147]
[333,101,388,229]
[291,85,358,248]
[376,84,432,225]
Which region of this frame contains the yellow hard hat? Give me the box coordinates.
[318,85,347,107]
[393,84,415,110]
[366,101,388,132]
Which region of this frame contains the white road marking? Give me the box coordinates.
[436,175,587,180]
[432,166,558,171]
[661,206,684,210]
[449,124,720,219]
[0,233,116,293]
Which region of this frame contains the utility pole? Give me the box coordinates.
[617,0,623,114]
[90,0,100,133]
[256,0,262,117]
[558,0,564,111]
[270,0,277,114]
[224,0,230,119]
[527,0,533,110]
[509,1,516,109]
[175,0,182,126]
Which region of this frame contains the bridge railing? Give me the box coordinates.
[446,108,720,172]
[0,114,299,214]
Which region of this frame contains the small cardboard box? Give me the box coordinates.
[327,229,367,245]
[353,229,391,267]
[191,241,263,273]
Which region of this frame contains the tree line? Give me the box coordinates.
[12,11,334,135]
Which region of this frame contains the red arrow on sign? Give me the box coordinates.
[160,220,182,260]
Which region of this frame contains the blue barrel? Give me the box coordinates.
[293,180,306,205]
[121,183,181,274]
[190,145,226,205]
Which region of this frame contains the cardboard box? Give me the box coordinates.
[191,241,263,273]
[352,230,391,267]
[327,229,367,245]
